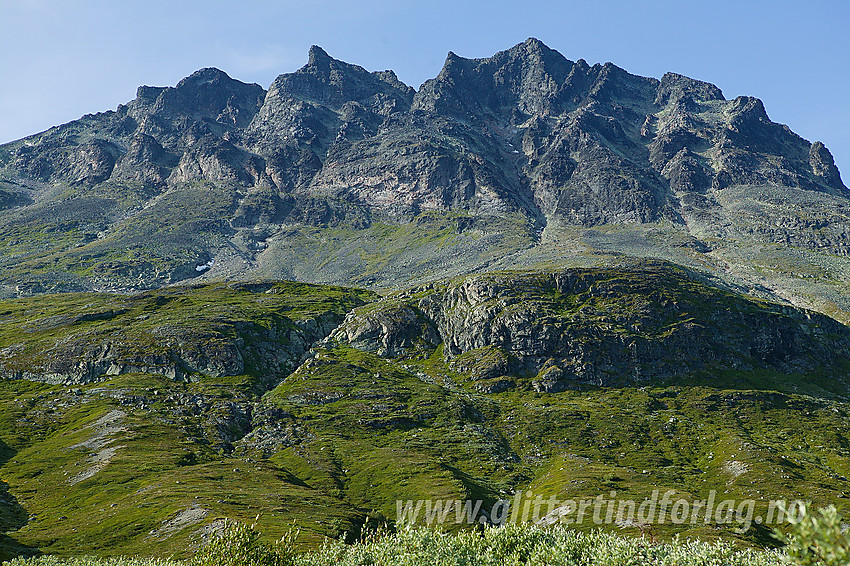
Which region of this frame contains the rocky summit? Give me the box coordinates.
[0,39,848,321]
[2,40,850,561]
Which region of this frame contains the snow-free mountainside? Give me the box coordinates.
[2,40,850,564]
[1,39,848,320]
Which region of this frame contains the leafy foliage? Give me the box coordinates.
[299,524,784,566]
[2,556,180,566]
[4,524,785,566]
[191,520,297,566]
[774,504,850,566]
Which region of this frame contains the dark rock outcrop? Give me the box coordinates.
[330,265,850,389]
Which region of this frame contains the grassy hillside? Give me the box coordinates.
[0,281,377,560]
[1,269,850,560]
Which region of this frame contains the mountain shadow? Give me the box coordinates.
[0,473,33,562]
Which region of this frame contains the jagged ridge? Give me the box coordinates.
[0,39,848,321]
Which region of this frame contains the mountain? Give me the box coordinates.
[1,39,849,322]
[3,40,850,560]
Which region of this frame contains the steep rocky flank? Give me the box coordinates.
[330,263,850,391]
[2,40,844,216]
[0,39,848,321]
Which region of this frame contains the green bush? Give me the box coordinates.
[190,520,297,566]
[774,504,850,566]
[3,523,786,566]
[2,556,180,566]
[297,524,782,566]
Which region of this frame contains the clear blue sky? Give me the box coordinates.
[2,0,848,178]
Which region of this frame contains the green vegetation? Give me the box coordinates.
[298,524,784,566]
[774,504,850,566]
[4,558,180,566]
[0,280,376,381]
[191,520,297,566]
[0,373,365,558]
[1,269,850,560]
[258,335,850,545]
[4,522,786,565]
[274,210,536,290]
[0,181,241,291]
[0,281,378,559]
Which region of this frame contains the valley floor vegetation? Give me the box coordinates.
[0,525,781,566]
[7,504,850,566]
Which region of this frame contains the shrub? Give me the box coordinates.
[2,522,786,566]
[2,557,180,566]
[190,520,297,566]
[774,504,850,566]
[297,524,783,566]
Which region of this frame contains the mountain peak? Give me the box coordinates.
[444,50,464,65]
[307,45,332,66]
[414,38,574,118]
[259,43,414,118]
[523,36,547,48]
[501,38,567,66]
[515,37,552,56]
[125,66,266,128]
[176,67,236,89]
[656,72,725,105]
[133,67,240,104]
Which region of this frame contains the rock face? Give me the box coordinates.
[330,264,850,390]
[8,38,842,205]
[0,39,847,311]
